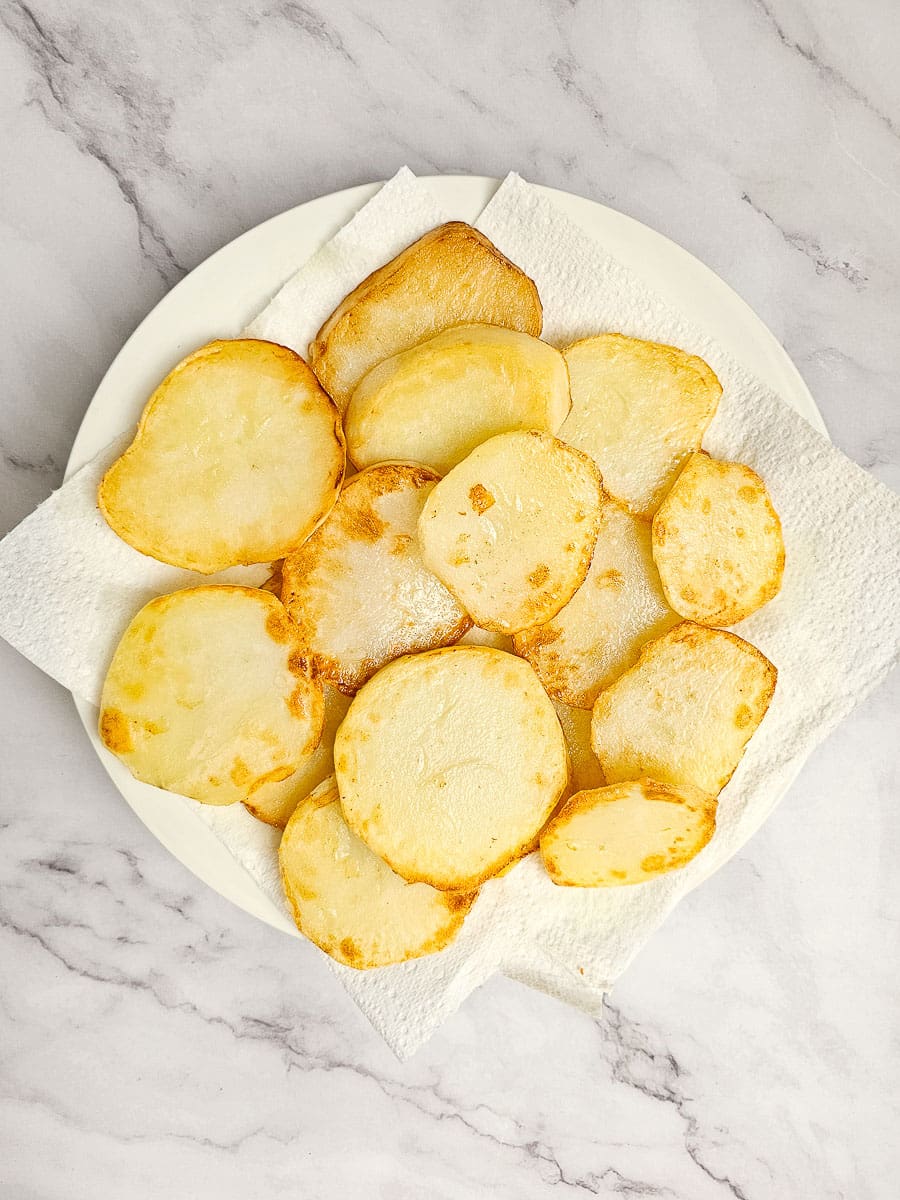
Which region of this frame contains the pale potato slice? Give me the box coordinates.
[560,334,721,517]
[99,340,344,573]
[652,453,785,626]
[514,494,679,707]
[280,777,475,969]
[418,431,604,634]
[310,222,542,409]
[345,324,570,473]
[335,646,568,891]
[282,464,470,694]
[553,702,606,795]
[540,779,717,887]
[591,623,776,795]
[99,587,324,806]
[244,685,351,828]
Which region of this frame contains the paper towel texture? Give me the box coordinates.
[1,170,898,1057]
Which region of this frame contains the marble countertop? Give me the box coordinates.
[2,2,898,1196]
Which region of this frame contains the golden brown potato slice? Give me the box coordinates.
[591,623,776,795]
[560,334,721,517]
[282,464,470,694]
[309,222,542,409]
[335,646,568,891]
[99,340,344,573]
[514,494,679,707]
[344,324,570,474]
[418,431,604,634]
[540,779,717,887]
[652,453,785,626]
[553,701,606,795]
[99,587,324,806]
[244,685,351,828]
[280,777,475,969]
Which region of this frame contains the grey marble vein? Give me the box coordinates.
[753,0,900,140]
[1,0,185,283]
[598,1005,753,1200]
[275,0,358,67]
[2,450,59,474]
[550,54,607,129]
[740,191,868,288]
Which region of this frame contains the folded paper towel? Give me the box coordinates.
[1,169,898,1058]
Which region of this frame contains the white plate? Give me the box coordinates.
[67,176,826,933]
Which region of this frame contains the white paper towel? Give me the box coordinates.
[1,170,899,1058]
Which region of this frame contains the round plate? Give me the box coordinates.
[68,176,825,933]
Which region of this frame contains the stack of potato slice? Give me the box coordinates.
[98,222,785,969]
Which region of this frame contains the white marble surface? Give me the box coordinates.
[1,1,898,1195]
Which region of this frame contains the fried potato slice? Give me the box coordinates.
[99,340,344,573]
[99,587,324,805]
[345,324,570,474]
[560,334,721,517]
[282,464,470,694]
[418,431,604,634]
[335,646,568,891]
[309,222,542,409]
[514,494,679,707]
[652,453,785,626]
[553,702,606,795]
[540,779,717,887]
[279,776,475,969]
[591,623,776,795]
[244,685,351,828]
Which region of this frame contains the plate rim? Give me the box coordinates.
[66,173,826,934]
